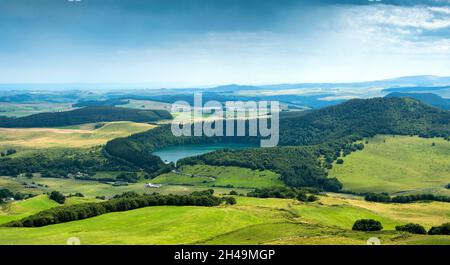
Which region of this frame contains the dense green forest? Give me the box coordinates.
[72,99,130,108]
[0,147,136,178]
[0,106,172,128]
[385,92,450,110]
[104,98,450,191]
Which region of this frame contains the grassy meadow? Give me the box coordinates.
[0,194,99,225]
[0,194,449,245]
[0,175,252,199]
[0,121,155,149]
[330,135,450,195]
[152,165,284,189]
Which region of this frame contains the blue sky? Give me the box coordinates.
[0,0,450,87]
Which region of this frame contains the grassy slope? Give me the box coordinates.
[0,195,448,245]
[0,121,154,149]
[0,195,98,225]
[0,195,58,224]
[0,205,285,245]
[152,165,284,189]
[329,135,450,195]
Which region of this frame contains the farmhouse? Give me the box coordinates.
[145,183,162,188]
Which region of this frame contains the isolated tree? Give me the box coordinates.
[352,219,383,231]
[49,191,66,204]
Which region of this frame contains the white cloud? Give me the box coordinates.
[340,4,450,54]
[429,6,450,15]
[363,5,450,30]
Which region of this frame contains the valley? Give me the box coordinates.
[0,95,449,245]
[0,195,448,245]
[2,0,450,256]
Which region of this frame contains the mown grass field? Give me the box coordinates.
[0,195,448,245]
[152,165,284,189]
[329,135,450,195]
[0,121,154,149]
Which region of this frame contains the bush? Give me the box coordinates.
[116,172,139,183]
[352,219,383,231]
[365,193,391,203]
[296,192,308,202]
[221,197,237,205]
[248,187,298,199]
[0,188,14,200]
[395,223,426,234]
[428,223,450,235]
[307,195,319,202]
[336,159,344,164]
[49,191,65,204]
[229,190,238,196]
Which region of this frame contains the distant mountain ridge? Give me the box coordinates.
[206,75,450,92]
[2,75,450,92]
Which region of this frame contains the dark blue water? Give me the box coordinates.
[153,143,253,164]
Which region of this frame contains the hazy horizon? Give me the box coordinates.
[0,74,449,91]
[1,0,450,87]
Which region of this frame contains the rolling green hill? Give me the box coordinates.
[0,106,172,128]
[0,194,99,225]
[385,92,450,110]
[0,121,155,149]
[0,195,58,225]
[330,135,450,195]
[0,195,448,245]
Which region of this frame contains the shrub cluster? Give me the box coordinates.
[116,172,139,183]
[352,219,383,231]
[0,188,30,201]
[395,223,426,234]
[4,191,228,228]
[1,148,16,157]
[49,191,66,204]
[428,223,450,235]
[247,187,320,202]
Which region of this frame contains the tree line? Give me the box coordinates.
[364,193,450,203]
[3,191,235,227]
[0,106,172,128]
[247,186,319,202]
[352,219,450,235]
